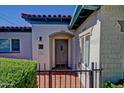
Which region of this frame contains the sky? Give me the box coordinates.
[0,5,76,26]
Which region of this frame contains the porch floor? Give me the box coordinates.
[37,71,84,88]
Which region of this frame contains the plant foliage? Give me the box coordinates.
[0,58,37,88]
[104,80,124,88]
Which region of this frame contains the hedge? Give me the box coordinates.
[0,57,37,88]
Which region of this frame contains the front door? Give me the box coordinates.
[55,39,68,68]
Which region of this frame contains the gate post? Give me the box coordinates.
[49,71,52,88]
[89,62,94,88]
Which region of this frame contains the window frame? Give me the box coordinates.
[80,33,90,67]
[0,39,11,53]
[11,39,20,52]
[0,39,20,53]
[84,35,90,67]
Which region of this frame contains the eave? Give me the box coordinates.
[21,13,72,25]
[69,5,101,30]
[0,26,32,32]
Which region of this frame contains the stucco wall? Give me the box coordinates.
[74,10,101,87]
[32,24,70,70]
[0,32,32,59]
[74,10,101,68]
[100,6,124,85]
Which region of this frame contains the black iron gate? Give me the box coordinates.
[37,62,102,88]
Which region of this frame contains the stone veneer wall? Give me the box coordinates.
[100,6,124,86]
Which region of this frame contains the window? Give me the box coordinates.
[12,39,20,51]
[38,44,43,49]
[0,39,10,52]
[0,39,20,52]
[81,38,84,63]
[84,35,90,66]
[81,35,90,67]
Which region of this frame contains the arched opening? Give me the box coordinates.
[49,31,74,69]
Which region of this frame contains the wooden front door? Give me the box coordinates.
[55,39,68,68]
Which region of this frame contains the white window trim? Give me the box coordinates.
[80,33,91,68]
[0,39,20,53]
[79,30,92,38]
[11,39,20,52]
[10,39,12,52]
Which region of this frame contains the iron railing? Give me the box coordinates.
[37,62,102,88]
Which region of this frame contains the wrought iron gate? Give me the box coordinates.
[37,63,102,88]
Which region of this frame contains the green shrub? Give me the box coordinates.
[104,81,124,88]
[0,57,37,88]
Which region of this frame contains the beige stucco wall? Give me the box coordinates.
[100,6,124,85]
[73,10,101,87]
[0,32,32,59]
[32,24,74,70]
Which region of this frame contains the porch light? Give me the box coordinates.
[39,36,42,41]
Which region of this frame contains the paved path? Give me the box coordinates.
[37,71,83,88]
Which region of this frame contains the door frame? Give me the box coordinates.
[52,38,71,69]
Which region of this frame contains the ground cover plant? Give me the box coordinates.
[104,79,124,88]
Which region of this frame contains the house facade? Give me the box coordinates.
[69,5,124,87]
[0,5,124,87]
[21,14,75,70]
[0,27,32,59]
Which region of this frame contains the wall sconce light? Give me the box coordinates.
[39,36,42,41]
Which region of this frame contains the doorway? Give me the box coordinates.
[55,39,68,69]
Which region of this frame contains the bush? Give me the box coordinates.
[104,81,124,88]
[0,57,37,88]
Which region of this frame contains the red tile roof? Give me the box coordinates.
[0,26,31,29]
[0,26,32,32]
[21,13,72,19]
